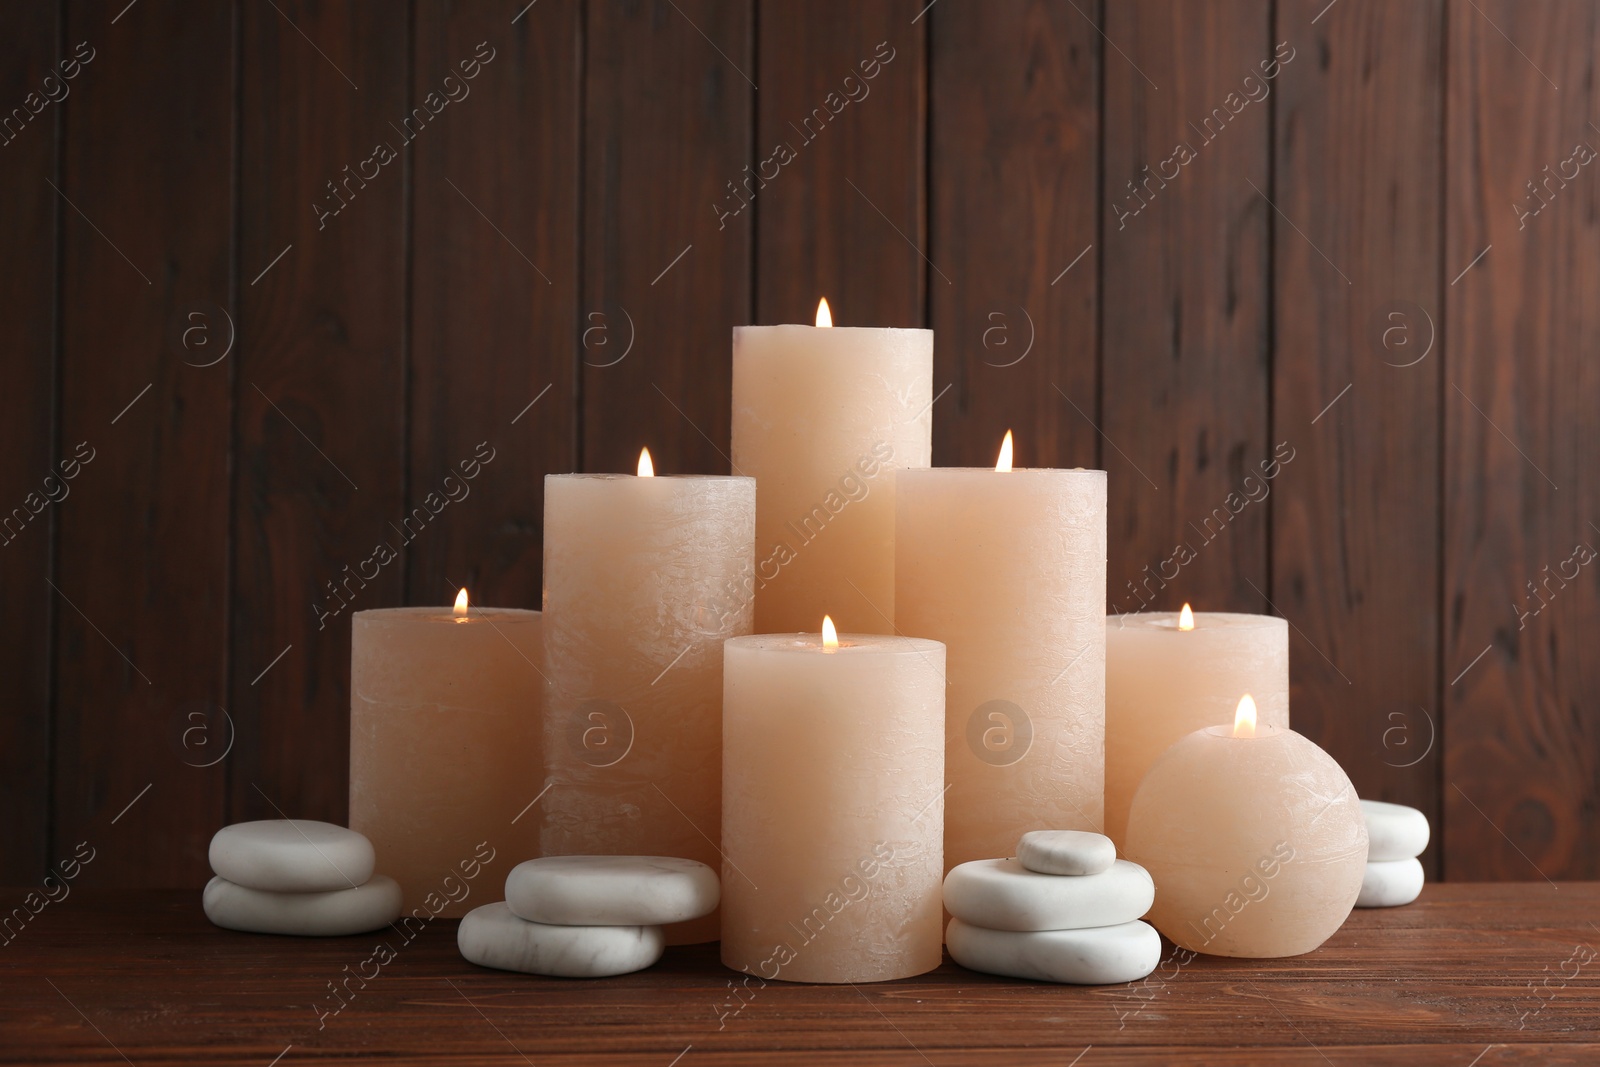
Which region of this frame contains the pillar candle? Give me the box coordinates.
[895,438,1107,872]
[1104,608,1288,847]
[1124,697,1367,958]
[731,300,932,634]
[721,625,946,983]
[350,596,541,918]
[542,457,755,944]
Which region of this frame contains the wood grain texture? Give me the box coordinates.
[52,0,233,888]
[0,886,1595,1065]
[1271,1,1445,878]
[756,0,925,329]
[231,0,407,830]
[1443,0,1600,880]
[929,0,1100,469]
[1101,0,1272,618]
[582,0,751,477]
[0,0,59,882]
[408,0,579,609]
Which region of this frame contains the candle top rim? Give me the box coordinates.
[353,605,541,623]
[1200,722,1287,740]
[733,323,932,335]
[545,472,754,482]
[727,632,944,655]
[899,466,1107,477]
[1109,610,1286,631]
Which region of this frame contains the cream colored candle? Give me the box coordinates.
[350,595,541,918]
[731,299,932,634]
[542,453,754,944]
[722,622,945,983]
[1104,607,1288,847]
[895,435,1107,872]
[1124,696,1367,958]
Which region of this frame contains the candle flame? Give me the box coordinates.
[1178,602,1195,631]
[454,587,469,618]
[821,614,839,650]
[637,447,655,478]
[1233,694,1258,738]
[816,297,833,328]
[995,430,1014,473]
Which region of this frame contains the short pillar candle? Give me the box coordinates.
[721,624,946,983]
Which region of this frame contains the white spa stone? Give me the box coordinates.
[202,875,401,936]
[209,819,375,893]
[1360,800,1430,862]
[1356,857,1424,908]
[946,917,1161,985]
[943,858,1154,932]
[1017,830,1116,876]
[457,902,664,977]
[505,855,719,927]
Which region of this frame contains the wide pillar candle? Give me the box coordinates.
[721,631,946,983]
[896,463,1107,871]
[1104,610,1288,846]
[731,314,931,634]
[542,470,754,944]
[350,602,542,918]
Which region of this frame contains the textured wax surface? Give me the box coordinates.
[1105,612,1289,846]
[731,325,932,635]
[895,468,1107,871]
[350,608,542,918]
[1124,725,1367,958]
[721,635,946,983]
[542,475,754,944]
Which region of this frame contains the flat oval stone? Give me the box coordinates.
[1356,858,1424,908]
[203,875,400,936]
[209,820,375,893]
[946,918,1161,985]
[1361,800,1430,861]
[457,902,664,977]
[1017,830,1116,876]
[505,855,719,926]
[944,858,1154,932]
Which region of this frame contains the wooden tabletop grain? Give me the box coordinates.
[3,884,1596,1065]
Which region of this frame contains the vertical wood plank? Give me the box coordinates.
[0,1,60,882]
[756,0,925,329]
[1444,0,1600,880]
[929,0,1099,469]
[53,0,233,884]
[408,0,579,608]
[582,0,751,477]
[1101,1,1272,618]
[232,0,407,827]
[1272,0,1445,877]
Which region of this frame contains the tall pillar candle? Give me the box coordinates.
[542,457,755,944]
[895,439,1107,871]
[721,624,946,983]
[731,300,932,634]
[350,595,541,918]
[1104,608,1289,847]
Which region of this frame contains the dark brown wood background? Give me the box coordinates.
[2,0,1594,889]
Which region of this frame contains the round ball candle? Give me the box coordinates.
[350,593,541,918]
[542,451,754,944]
[731,298,932,635]
[895,433,1107,871]
[1124,696,1367,958]
[721,620,946,983]
[1104,606,1289,846]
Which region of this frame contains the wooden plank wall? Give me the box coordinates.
[2,0,1595,886]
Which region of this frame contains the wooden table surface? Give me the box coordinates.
[4,885,1597,1065]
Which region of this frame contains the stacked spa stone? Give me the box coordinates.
[943,830,1160,984]
[458,856,719,977]
[203,820,402,935]
[1356,800,1429,908]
